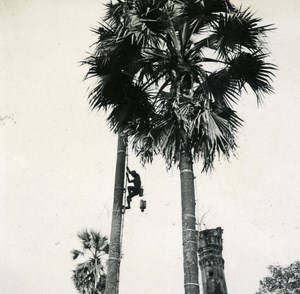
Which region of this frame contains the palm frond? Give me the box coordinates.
[132,109,181,168]
[114,0,170,48]
[210,8,274,58]
[202,0,236,14]
[85,36,142,77]
[106,81,154,132]
[91,21,116,43]
[205,68,240,107]
[187,0,235,15]
[228,51,276,102]
[155,117,182,167]
[104,1,124,27]
[78,229,92,250]
[176,0,235,34]
[190,105,241,171]
[71,249,84,260]
[90,230,108,253]
[132,134,156,165]
[132,0,170,34]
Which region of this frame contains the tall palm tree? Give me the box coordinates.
[84,3,154,293]
[85,1,276,294]
[71,230,109,294]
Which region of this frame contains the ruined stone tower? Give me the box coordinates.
[198,227,228,294]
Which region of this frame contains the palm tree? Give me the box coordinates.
[84,3,154,293]
[71,230,109,294]
[85,1,276,294]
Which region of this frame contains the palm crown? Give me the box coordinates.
[85,0,275,171]
[71,230,109,294]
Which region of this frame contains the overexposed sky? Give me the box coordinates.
[1,0,300,293]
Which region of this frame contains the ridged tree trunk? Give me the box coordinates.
[179,151,199,294]
[105,132,127,294]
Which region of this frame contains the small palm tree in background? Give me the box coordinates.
[71,230,109,294]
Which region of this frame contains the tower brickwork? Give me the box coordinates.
[198,227,228,294]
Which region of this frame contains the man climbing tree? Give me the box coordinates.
[126,167,142,209]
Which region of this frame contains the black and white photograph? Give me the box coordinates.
[1,1,300,293]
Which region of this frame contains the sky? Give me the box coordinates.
[1,0,300,293]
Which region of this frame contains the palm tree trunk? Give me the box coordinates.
[179,151,199,294]
[105,132,127,294]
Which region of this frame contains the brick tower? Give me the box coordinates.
[198,227,228,294]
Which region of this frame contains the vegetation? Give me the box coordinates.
[84,1,276,293]
[256,261,300,294]
[71,230,109,294]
